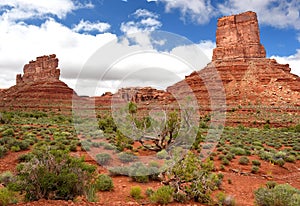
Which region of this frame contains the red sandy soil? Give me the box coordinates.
[1,146,299,206]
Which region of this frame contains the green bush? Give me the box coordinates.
[0,171,14,186]
[254,183,300,206]
[0,187,17,206]
[275,158,285,167]
[2,128,14,137]
[216,192,236,206]
[252,160,261,166]
[156,149,169,159]
[129,162,149,183]
[145,188,154,197]
[0,146,8,158]
[230,147,246,155]
[96,153,112,165]
[15,148,97,201]
[239,156,249,165]
[108,166,130,176]
[290,193,300,206]
[17,153,34,162]
[163,152,221,204]
[222,157,230,165]
[285,155,296,163]
[95,174,114,191]
[130,186,142,200]
[118,152,137,163]
[173,191,188,203]
[150,185,174,204]
[251,166,259,174]
[11,145,20,152]
[266,181,277,189]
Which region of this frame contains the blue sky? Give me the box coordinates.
[0,0,299,95]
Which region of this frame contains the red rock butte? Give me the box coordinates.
[167,11,300,126]
[0,11,299,126]
[0,55,77,111]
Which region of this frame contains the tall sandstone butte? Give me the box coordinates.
[167,11,300,126]
[0,54,77,111]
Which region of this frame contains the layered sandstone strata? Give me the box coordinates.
[0,55,77,112]
[167,11,300,126]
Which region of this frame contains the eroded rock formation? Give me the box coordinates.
[167,11,300,126]
[0,55,77,112]
[212,11,266,60]
[116,87,169,103]
[16,54,60,85]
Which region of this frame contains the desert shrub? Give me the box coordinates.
[102,142,116,150]
[150,185,174,204]
[118,152,137,163]
[94,174,114,191]
[254,183,300,206]
[114,130,134,151]
[17,140,30,150]
[274,158,285,167]
[222,157,230,165]
[69,143,77,152]
[96,153,112,165]
[285,155,296,163]
[130,186,142,200]
[225,153,235,161]
[156,149,169,159]
[145,188,154,197]
[173,190,188,203]
[216,192,236,206]
[230,147,246,155]
[251,166,259,174]
[162,152,222,204]
[292,144,300,151]
[238,156,249,165]
[2,128,14,137]
[252,160,261,166]
[98,116,117,134]
[15,148,97,201]
[17,153,34,162]
[0,146,8,158]
[0,187,17,206]
[0,171,14,186]
[11,145,20,152]
[129,162,149,183]
[266,181,277,189]
[290,193,300,205]
[108,166,130,176]
[148,161,160,168]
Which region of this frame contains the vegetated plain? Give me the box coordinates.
[0,106,299,206]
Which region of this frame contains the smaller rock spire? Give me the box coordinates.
[16,54,60,85]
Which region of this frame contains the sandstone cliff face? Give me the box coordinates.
[213,11,266,60]
[0,55,76,111]
[116,87,169,103]
[167,11,300,126]
[16,54,60,85]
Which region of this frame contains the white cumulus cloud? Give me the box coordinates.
[158,0,216,24]
[271,50,300,76]
[217,0,300,30]
[121,9,162,35]
[73,20,111,33]
[0,0,93,21]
